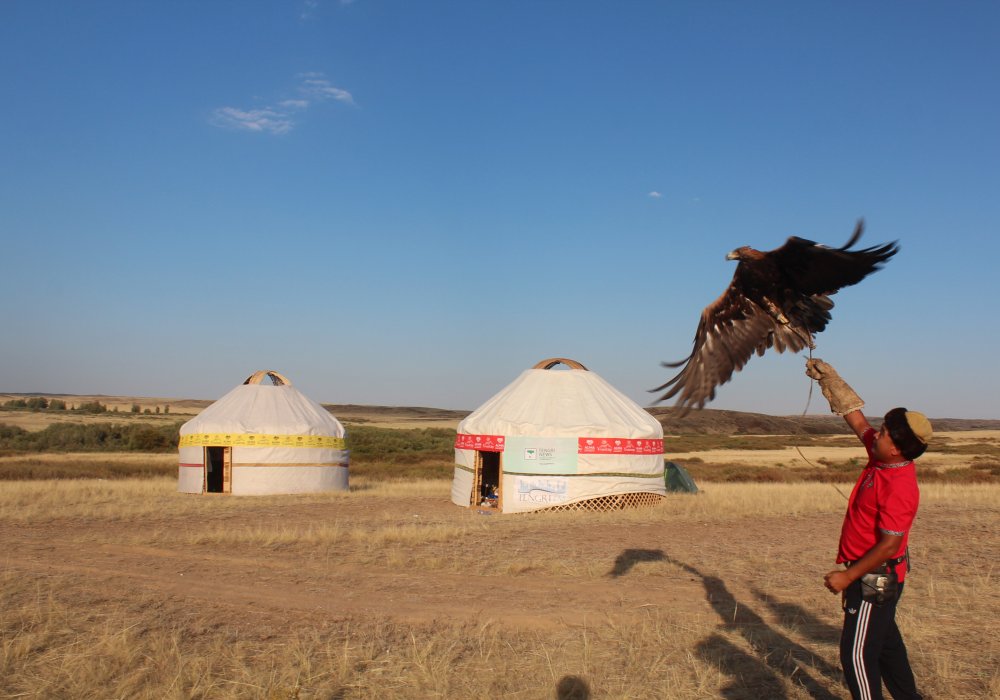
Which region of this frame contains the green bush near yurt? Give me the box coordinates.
[0,421,185,453]
[345,425,456,480]
[0,422,457,481]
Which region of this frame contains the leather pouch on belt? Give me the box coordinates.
[860,565,899,606]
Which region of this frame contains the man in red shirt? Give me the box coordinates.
[806,359,932,700]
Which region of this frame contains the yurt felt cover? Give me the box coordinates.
[178,371,348,495]
[452,359,665,513]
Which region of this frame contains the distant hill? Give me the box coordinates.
[647,408,844,435]
[323,404,471,424]
[324,404,1000,434]
[3,393,998,434]
[648,408,1000,435]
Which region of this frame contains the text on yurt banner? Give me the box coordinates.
[503,436,579,474]
[179,433,347,448]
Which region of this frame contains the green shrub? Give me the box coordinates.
[346,425,455,464]
[0,421,184,453]
[0,424,29,441]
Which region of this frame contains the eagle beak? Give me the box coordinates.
[726,250,740,261]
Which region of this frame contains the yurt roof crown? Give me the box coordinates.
[532,357,588,370]
[243,370,290,386]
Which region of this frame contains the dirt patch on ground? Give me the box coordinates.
[3,495,720,629]
[0,489,978,631]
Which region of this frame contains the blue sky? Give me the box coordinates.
[2,1,998,419]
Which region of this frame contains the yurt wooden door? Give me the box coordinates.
[204,446,232,494]
[472,451,502,509]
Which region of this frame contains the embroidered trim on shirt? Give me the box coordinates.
[876,460,912,470]
[879,527,906,536]
[862,471,875,489]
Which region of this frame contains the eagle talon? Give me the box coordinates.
[761,297,790,325]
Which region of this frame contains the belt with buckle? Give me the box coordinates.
[845,548,909,571]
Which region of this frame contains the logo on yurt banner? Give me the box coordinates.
[515,477,569,504]
[505,436,578,474]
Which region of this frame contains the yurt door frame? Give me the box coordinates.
[204,446,232,494]
[471,450,502,509]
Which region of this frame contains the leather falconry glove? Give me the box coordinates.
[805,359,865,416]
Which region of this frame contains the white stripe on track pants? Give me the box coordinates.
[839,581,921,700]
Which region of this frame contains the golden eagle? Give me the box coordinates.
[652,220,897,412]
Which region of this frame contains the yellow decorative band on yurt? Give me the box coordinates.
[179,433,347,449]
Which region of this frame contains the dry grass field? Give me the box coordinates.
[2,474,998,699]
[2,399,998,698]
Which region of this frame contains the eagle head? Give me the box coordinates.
[726,246,763,262]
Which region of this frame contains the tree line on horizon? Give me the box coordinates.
[2,398,170,414]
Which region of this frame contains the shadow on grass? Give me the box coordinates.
[672,554,842,699]
[555,674,590,699]
[610,549,844,699]
[607,548,666,578]
[749,585,841,647]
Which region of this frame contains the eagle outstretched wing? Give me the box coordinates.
[769,221,899,296]
[653,220,897,413]
[651,283,815,411]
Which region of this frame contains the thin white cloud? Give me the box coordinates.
[210,73,355,135]
[301,0,356,21]
[300,0,320,20]
[210,107,293,135]
[648,191,663,199]
[300,76,356,106]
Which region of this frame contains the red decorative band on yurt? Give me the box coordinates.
[455,434,663,455]
[454,433,506,452]
[578,437,664,455]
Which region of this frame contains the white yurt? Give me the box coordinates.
[178,370,348,495]
[452,358,666,513]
